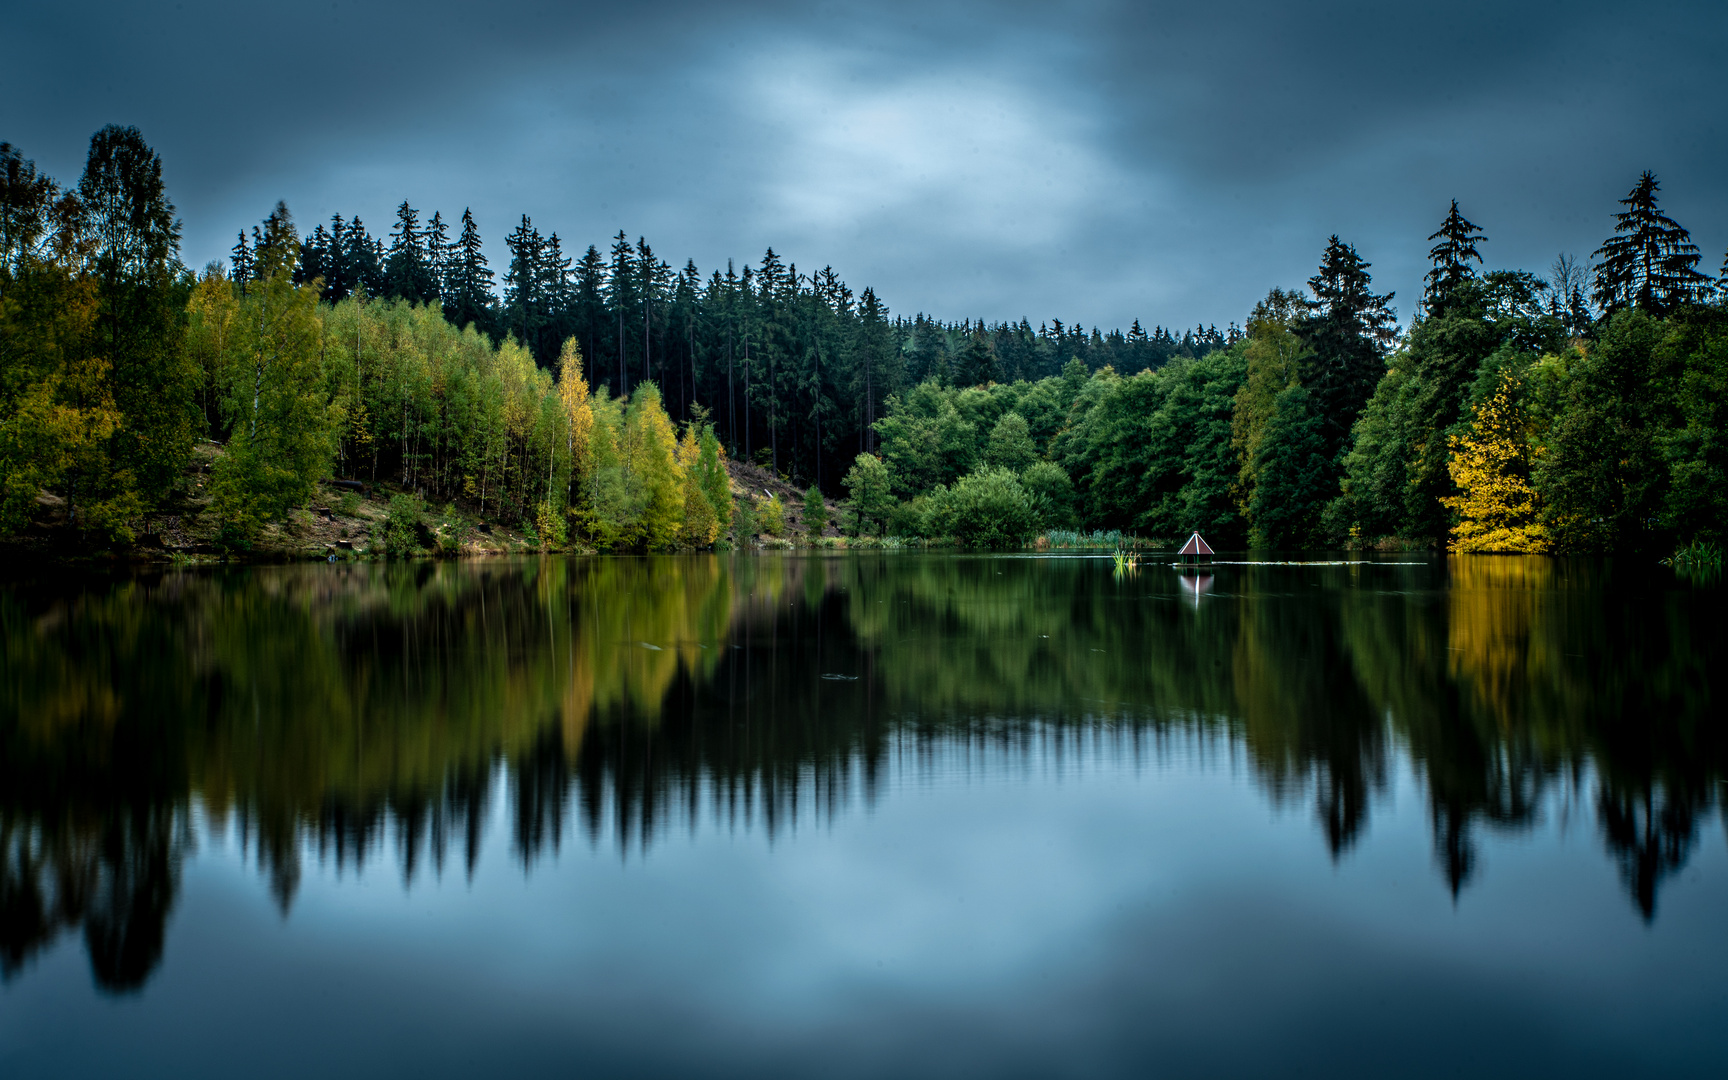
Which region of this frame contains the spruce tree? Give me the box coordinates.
[1592,172,1711,316]
[386,200,435,304]
[1295,236,1396,459]
[606,231,638,394]
[345,217,384,298]
[1424,199,1487,316]
[504,215,545,354]
[230,230,254,292]
[574,245,607,381]
[444,208,495,335]
[424,210,451,300]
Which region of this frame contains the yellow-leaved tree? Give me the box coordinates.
[619,383,683,550]
[676,424,719,546]
[1441,370,1549,553]
[557,337,593,531]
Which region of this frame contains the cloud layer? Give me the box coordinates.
[6,0,1724,329]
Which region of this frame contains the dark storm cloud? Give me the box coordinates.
[5,0,1725,329]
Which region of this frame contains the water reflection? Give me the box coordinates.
[0,553,1721,992]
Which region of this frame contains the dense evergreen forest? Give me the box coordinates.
[3,125,1725,556]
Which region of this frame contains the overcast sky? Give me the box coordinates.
[6,0,1725,330]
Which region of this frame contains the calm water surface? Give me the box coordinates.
[1,553,1724,1078]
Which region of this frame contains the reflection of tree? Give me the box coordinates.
[2,551,1725,992]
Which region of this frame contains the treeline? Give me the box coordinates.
[4,125,1726,554]
[1,126,1228,550]
[851,187,1728,554]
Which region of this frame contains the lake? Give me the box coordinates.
[1,553,1724,1078]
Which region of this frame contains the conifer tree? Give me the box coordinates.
[386,200,435,304]
[230,230,255,291]
[504,215,545,354]
[606,231,638,394]
[1296,236,1395,458]
[1441,370,1547,552]
[960,324,998,386]
[424,210,451,300]
[444,208,495,335]
[1592,172,1711,316]
[803,484,828,536]
[1424,200,1487,316]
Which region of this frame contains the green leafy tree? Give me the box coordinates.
[1534,310,1674,551]
[1020,460,1076,530]
[1249,386,1331,548]
[1660,309,1728,545]
[842,452,894,537]
[924,467,1038,548]
[985,411,1036,471]
[208,203,338,544]
[78,124,199,525]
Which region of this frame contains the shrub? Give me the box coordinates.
[1021,461,1076,530]
[758,494,786,537]
[935,467,1039,548]
[379,494,426,558]
[536,500,568,550]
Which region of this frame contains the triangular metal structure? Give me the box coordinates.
[1178,532,1213,557]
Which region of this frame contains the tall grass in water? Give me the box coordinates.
[1663,540,1723,584]
[1043,529,1151,551]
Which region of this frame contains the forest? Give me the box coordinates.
[3,124,1725,556]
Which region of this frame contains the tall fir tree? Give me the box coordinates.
[503,215,546,356]
[1296,236,1396,460]
[385,200,436,304]
[606,231,638,394]
[424,209,451,300]
[444,208,495,335]
[1592,172,1711,316]
[1424,200,1487,316]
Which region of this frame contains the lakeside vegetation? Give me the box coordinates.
[3,127,1726,558]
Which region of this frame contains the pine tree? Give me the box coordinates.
[503,215,545,354]
[425,210,451,301]
[1441,370,1547,552]
[960,324,998,386]
[1592,172,1711,316]
[803,483,828,536]
[1424,199,1487,316]
[606,231,637,395]
[444,208,495,335]
[345,217,384,298]
[230,230,255,293]
[386,200,435,304]
[1296,236,1396,459]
